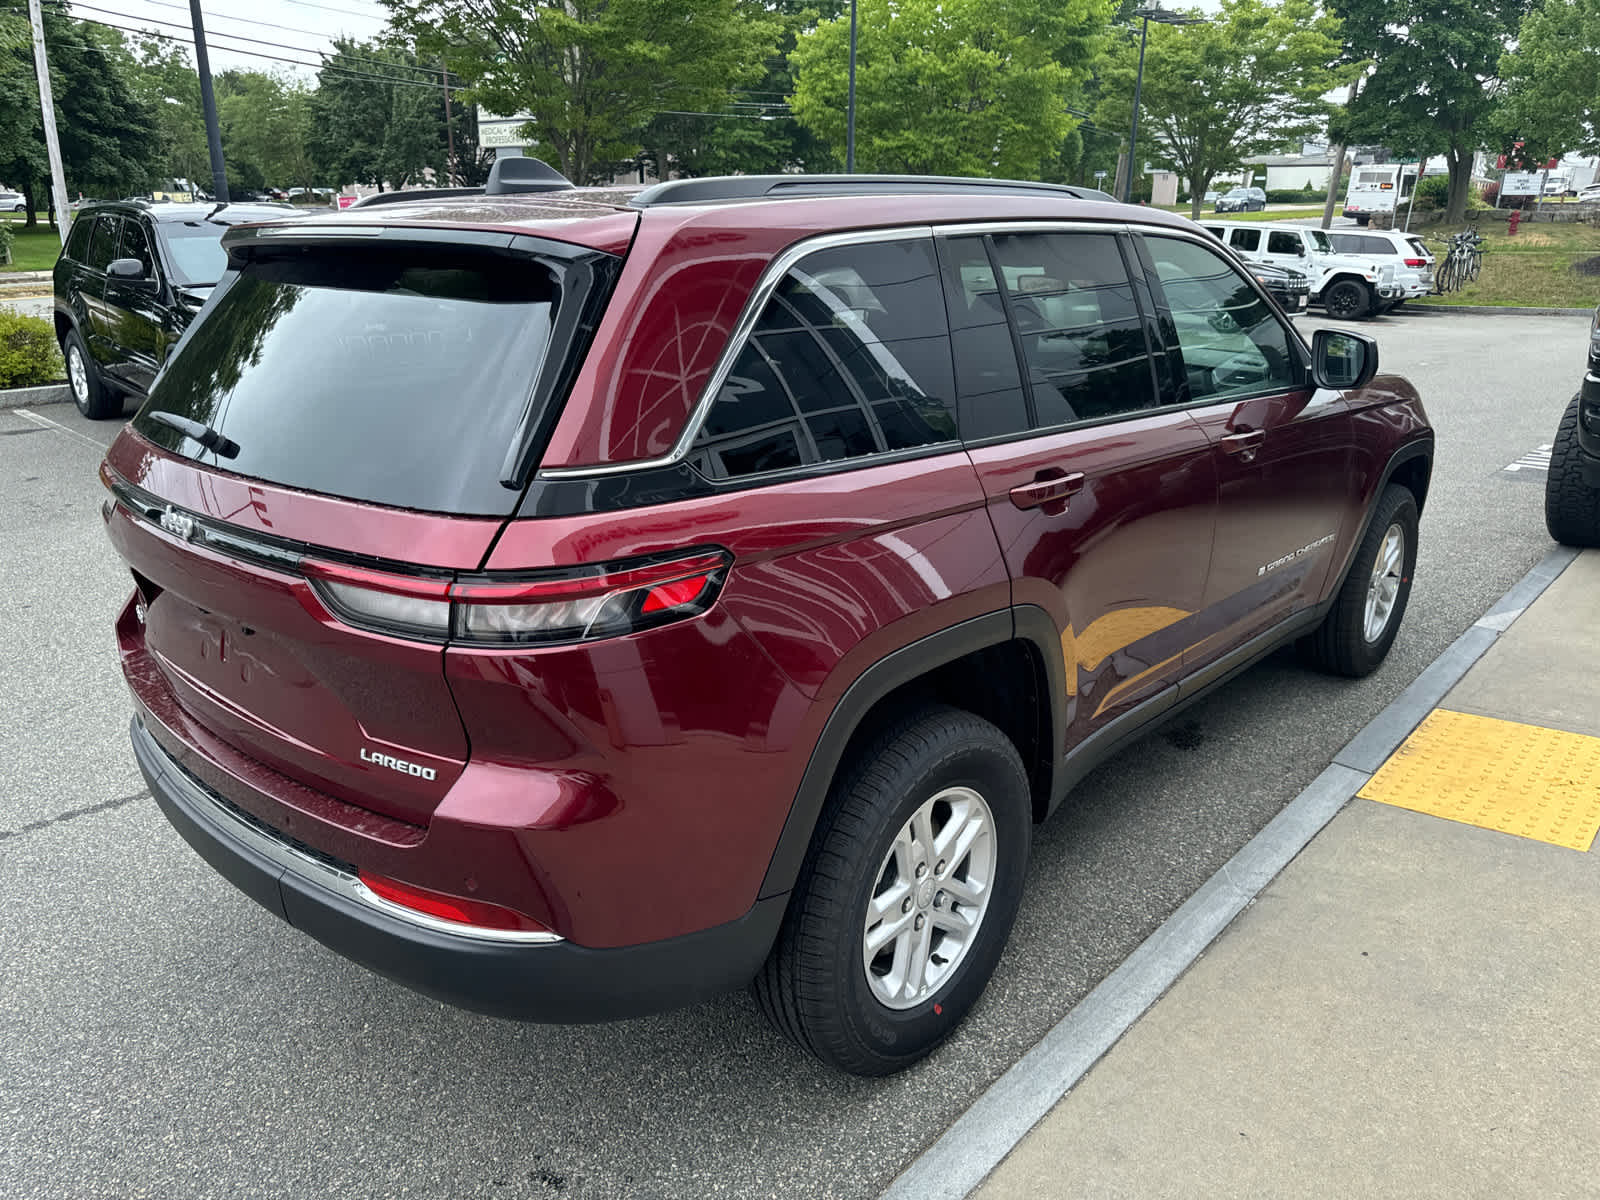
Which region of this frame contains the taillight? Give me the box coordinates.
[300,549,730,646]
[358,870,550,934]
[1404,257,1427,267]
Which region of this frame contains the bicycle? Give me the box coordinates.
[1427,229,1484,295]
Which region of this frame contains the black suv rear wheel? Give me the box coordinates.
[1545,394,1600,547]
[753,706,1030,1076]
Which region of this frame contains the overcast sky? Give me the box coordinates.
[93,0,392,77]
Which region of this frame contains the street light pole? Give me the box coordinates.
[189,0,229,204]
[846,0,858,173]
[1124,15,1151,203]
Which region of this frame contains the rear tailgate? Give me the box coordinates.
[103,221,630,827]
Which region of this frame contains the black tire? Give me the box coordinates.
[1545,394,1600,547]
[1354,215,1371,226]
[1322,279,1372,321]
[752,705,1031,1076]
[62,327,119,419]
[1300,484,1419,677]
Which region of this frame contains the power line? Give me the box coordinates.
[275,0,390,19]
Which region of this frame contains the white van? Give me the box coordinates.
[1198,220,1401,320]
[1343,164,1419,226]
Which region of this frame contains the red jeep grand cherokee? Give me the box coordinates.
[102,164,1432,1075]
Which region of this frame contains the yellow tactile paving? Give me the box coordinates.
[1358,709,1600,852]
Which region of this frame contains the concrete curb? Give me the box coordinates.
[1403,304,1592,317]
[0,383,69,410]
[880,543,1581,1200]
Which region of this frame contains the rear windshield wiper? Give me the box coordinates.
[148,411,241,459]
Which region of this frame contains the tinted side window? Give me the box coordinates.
[689,238,957,481]
[987,232,1156,425]
[85,216,120,272]
[1143,236,1299,403]
[63,215,93,262]
[939,235,1029,441]
[1228,228,1261,253]
[1266,231,1303,256]
[118,219,156,277]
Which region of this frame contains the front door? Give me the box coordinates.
[1138,233,1354,669]
[940,229,1217,751]
[100,217,167,395]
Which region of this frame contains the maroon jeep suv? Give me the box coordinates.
[101,164,1432,1075]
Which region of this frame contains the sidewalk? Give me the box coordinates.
[975,550,1600,1199]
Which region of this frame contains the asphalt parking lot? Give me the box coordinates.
[0,308,1587,1200]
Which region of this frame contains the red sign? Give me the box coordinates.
[337,195,356,210]
[1547,158,1559,170]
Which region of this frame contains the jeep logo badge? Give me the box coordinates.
[160,506,197,541]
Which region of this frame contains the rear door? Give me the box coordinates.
[942,228,1216,744]
[1137,232,1353,668]
[104,236,613,827]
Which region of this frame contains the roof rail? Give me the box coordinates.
[629,174,1117,207]
[350,186,487,209]
[485,156,573,196]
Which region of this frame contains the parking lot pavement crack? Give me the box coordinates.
[0,788,151,842]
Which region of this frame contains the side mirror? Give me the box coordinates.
[1312,328,1379,390]
[107,257,154,286]
[1296,243,1307,257]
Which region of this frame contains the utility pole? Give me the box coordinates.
[441,65,456,186]
[26,0,71,242]
[189,0,229,203]
[845,0,858,173]
[1320,73,1362,230]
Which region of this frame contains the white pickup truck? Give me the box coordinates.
[1199,220,1401,320]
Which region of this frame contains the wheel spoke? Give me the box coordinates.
[903,918,933,999]
[939,873,986,910]
[866,907,914,955]
[911,805,936,865]
[868,879,911,925]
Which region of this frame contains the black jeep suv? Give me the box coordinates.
[52,201,295,419]
[1546,306,1600,546]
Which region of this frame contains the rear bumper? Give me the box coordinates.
[132,713,785,1021]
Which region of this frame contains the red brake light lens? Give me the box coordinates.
[299,550,730,646]
[358,870,550,933]
[1404,257,1427,267]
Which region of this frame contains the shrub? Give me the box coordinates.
[1411,175,1450,211]
[1480,181,1500,207]
[0,310,64,388]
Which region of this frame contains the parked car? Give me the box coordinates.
[1203,190,1220,206]
[52,200,299,418]
[100,166,1433,1076]
[1577,183,1600,204]
[1545,305,1600,546]
[0,189,26,213]
[1327,229,1436,308]
[1240,260,1310,315]
[1215,186,1267,212]
[1200,219,1402,320]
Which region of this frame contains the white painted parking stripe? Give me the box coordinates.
[12,406,112,452]
[1502,443,1553,473]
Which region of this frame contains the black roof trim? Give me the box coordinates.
[484,156,574,196]
[350,186,487,209]
[629,174,1117,207]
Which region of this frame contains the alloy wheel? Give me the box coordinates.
[1364,522,1405,643]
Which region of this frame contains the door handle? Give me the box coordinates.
[1008,471,1085,511]
[1219,429,1266,462]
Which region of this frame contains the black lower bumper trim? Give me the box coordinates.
[131,715,786,1022]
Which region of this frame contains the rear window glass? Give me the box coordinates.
[133,246,563,515]
[86,216,119,271]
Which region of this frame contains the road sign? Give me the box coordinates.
[478,108,535,149]
[1500,172,1541,197]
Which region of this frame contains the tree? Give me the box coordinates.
[218,71,318,193]
[124,36,209,190]
[383,0,783,184]
[1497,0,1600,162]
[1093,0,1345,219]
[789,0,1111,179]
[311,38,446,190]
[1335,0,1530,223]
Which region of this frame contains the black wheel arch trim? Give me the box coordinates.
[756,607,1066,900]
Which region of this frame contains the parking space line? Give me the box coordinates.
[881,544,1578,1200]
[12,406,115,452]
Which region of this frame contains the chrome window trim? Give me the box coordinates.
[140,714,564,946]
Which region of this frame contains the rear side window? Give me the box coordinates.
[1143,236,1299,403]
[1228,228,1261,253]
[688,238,957,481]
[85,216,119,272]
[118,220,156,277]
[63,214,93,262]
[986,232,1156,425]
[133,245,577,515]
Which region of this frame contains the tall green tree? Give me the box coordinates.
[1497,0,1600,162]
[1093,0,1345,218]
[218,71,318,193]
[789,0,1111,179]
[1334,0,1530,222]
[124,35,209,190]
[311,38,446,190]
[383,0,783,184]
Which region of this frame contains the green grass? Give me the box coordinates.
[1410,221,1600,310]
[1,222,65,273]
